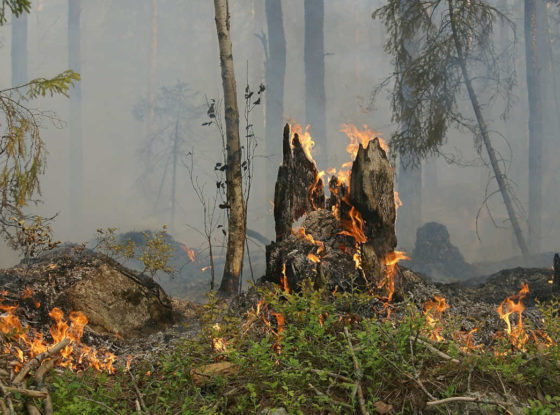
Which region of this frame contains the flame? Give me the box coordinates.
[379,251,410,302]
[338,206,367,244]
[280,264,290,293]
[182,244,196,262]
[497,284,530,349]
[394,191,402,213]
[454,328,482,353]
[270,311,285,354]
[21,287,33,299]
[423,295,449,342]
[201,266,212,272]
[340,123,387,158]
[0,298,116,374]
[307,253,320,263]
[290,122,315,163]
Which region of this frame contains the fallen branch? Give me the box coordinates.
[129,370,150,414]
[426,395,510,408]
[4,386,48,398]
[343,327,370,415]
[410,336,460,364]
[34,358,55,386]
[308,383,354,410]
[0,379,15,415]
[81,396,121,415]
[25,402,41,415]
[13,338,70,385]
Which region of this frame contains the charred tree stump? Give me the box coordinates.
[266,125,400,298]
[349,139,398,288]
[274,124,325,241]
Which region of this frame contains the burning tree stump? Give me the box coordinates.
[274,124,325,241]
[266,124,402,298]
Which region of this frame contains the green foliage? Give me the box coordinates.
[373,0,515,164]
[526,395,560,415]
[95,225,175,279]
[45,285,560,414]
[9,215,60,261]
[0,0,31,25]
[0,69,79,247]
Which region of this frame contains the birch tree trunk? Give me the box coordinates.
[68,0,83,232]
[213,0,246,297]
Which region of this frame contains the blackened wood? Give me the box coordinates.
[273,124,325,241]
[349,139,397,285]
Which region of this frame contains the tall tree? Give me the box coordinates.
[264,0,286,237]
[304,0,327,164]
[374,0,529,258]
[11,6,27,86]
[525,0,546,253]
[68,0,83,231]
[213,0,246,297]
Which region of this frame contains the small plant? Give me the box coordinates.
[9,216,60,263]
[95,225,175,279]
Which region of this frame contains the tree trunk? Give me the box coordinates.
[68,0,83,233]
[213,0,246,297]
[525,0,544,254]
[396,156,421,251]
[304,0,327,165]
[11,10,27,86]
[147,0,158,148]
[448,0,529,259]
[265,0,286,238]
[170,119,179,233]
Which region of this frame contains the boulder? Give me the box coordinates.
[0,245,174,338]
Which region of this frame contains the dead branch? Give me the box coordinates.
[343,327,370,415]
[34,359,55,386]
[426,395,510,408]
[128,370,150,414]
[4,387,47,398]
[25,402,41,415]
[0,379,15,414]
[13,338,70,385]
[410,336,460,364]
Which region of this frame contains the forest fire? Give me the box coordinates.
[182,244,196,262]
[0,297,116,374]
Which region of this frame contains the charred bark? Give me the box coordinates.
[274,124,325,241]
[350,140,398,286]
[214,0,246,297]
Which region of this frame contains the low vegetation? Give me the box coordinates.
[7,281,555,414]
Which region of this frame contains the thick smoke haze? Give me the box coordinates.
[0,0,558,277]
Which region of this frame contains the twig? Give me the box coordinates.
[41,387,53,415]
[13,338,70,385]
[0,380,15,414]
[426,395,510,407]
[310,369,352,383]
[129,370,150,414]
[410,336,460,364]
[308,383,354,410]
[0,398,8,415]
[4,387,47,398]
[343,327,370,415]
[81,396,121,415]
[24,402,41,415]
[34,358,55,386]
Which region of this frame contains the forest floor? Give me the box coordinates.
[8,270,557,415]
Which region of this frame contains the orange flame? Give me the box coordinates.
[182,244,196,262]
[340,123,387,158]
[497,284,530,349]
[280,263,290,293]
[338,206,367,244]
[379,251,410,302]
[290,122,315,164]
[423,295,449,342]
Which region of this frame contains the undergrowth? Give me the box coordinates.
[39,283,560,414]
